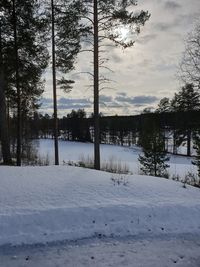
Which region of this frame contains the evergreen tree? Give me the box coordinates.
[0,13,12,164]
[0,0,49,165]
[74,0,150,169]
[50,0,85,165]
[156,97,171,113]
[171,83,200,112]
[171,83,200,156]
[138,120,169,177]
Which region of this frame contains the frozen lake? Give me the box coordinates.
[34,139,196,178]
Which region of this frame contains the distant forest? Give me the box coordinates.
[9,109,200,157]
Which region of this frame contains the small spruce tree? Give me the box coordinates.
[139,123,169,177]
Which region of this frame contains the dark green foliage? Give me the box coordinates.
[0,0,49,164]
[66,109,91,142]
[170,83,200,156]
[138,119,169,177]
[171,83,200,112]
[1,0,49,115]
[156,97,171,113]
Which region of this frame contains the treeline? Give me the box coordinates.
[14,109,199,156]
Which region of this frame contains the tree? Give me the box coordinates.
[75,0,150,169]
[0,13,12,164]
[1,0,49,165]
[171,83,200,156]
[67,109,91,142]
[50,0,84,165]
[156,97,171,113]
[179,21,200,88]
[139,129,169,177]
[171,83,200,112]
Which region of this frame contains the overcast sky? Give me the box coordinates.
[41,0,200,117]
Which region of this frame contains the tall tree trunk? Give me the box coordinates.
[187,129,191,157]
[51,0,59,165]
[0,23,12,165]
[13,0,21,166]
[173,130,177,154]
[93,0,100,170]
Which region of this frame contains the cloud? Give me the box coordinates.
[137,34,157,44]
[58,97,91,105]
[115,95,158,105]
[117,92,127,97]
[164,1,181,10]
[154,22,174,32]
[111,52,123,63]
[99,95,113,102]
[57,104,91,110]
[40,97,92,112]
[41,97,52,105]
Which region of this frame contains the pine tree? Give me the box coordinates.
[138,120,169,177]
[156,97,171,113]
[73,0,150,169]
[171,83,200,112]
[50,0,85,165]
[171,83,200,156]
[0,15,12,164]
[1,0,49,165]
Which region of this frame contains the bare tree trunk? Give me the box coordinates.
[51,0,59,165]
[0,23,12,165]
[187,129,191,157]
[93,0,100,170]
[13,0,21,166]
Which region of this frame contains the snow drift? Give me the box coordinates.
[0,166,200,245]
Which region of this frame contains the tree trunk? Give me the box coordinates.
[93,0,100,170]
[173,130,177,154]
[51,0,59,165]
[0,23,12,165]
[13,0,21,166]
[187,129,191,157]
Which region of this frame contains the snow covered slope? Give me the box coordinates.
[35,139,197,178]
[0,166,200,245]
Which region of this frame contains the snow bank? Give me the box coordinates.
[0,166,200,245]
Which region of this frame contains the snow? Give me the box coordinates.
[0,165,200,246]
[1,235,200,267]
[35,139,197,178]
[0,140,199,265]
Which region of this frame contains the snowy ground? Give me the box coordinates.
[0,165,200,246]
[35,139,197,178]
[1,235,200,267]
[0,143,200,266]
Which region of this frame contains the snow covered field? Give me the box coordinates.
[35,139,197,178]
[0,165,200,246]
[0,141,200,266]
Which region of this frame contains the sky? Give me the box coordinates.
[40,0,200,117]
